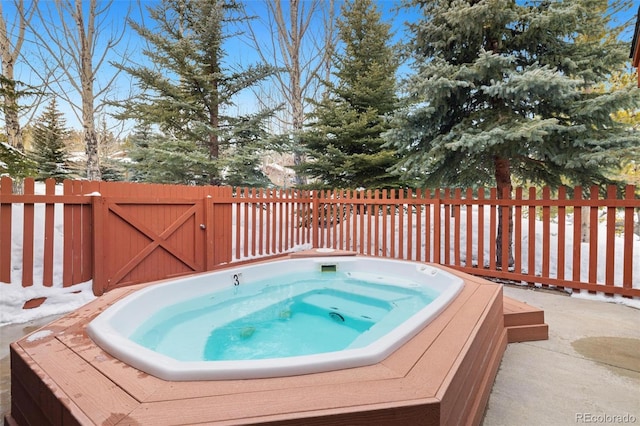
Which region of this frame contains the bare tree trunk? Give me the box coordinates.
[495,156,514,268]
[321,0,335,91]
[76,0,100,180]
[0,0,32,151]
[288,0,306,185]
[30,0,128,181]
[247,0,335,186]
[209,45,219,161]
[1,79,22,150]
[208,75,220,185]
[206,36,220,185]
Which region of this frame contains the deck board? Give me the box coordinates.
[440,291,504,425]
[7,260,548,426]
[123,378,435,425]
[126,284,500,423]
[379,278,481,375]
[503,295,548,342]
[436,286,503,425]
[16,338,138,425]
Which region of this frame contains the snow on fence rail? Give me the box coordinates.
[1,177,638,302]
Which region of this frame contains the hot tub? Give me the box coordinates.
[87,256,464,381]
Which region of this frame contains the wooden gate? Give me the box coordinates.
[92,197,207,295]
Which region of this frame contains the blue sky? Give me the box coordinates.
[2,0,638,132]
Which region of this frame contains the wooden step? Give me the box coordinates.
[503,296,549,343]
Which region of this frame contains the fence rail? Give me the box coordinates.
[1,177,638,300]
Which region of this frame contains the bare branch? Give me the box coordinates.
[27,0,132,180]
[1,0,37,151]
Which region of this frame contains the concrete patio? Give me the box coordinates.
[1,284,638,425]
[484,285,639,425]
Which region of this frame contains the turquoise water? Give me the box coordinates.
[130,271,438,362]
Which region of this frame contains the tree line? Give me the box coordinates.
[1,0,639,194]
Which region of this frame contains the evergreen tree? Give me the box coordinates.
[597,69,640,184]
[126,125,215,185]
[99,158,127,182]
[114,0,275,185]
[386,0,640,264]
[220,111,274,188]
[0,138,37,179]
[296,0,400,189]
[388,0,639,190]
[30,98,72,182]
[1,75,41,182]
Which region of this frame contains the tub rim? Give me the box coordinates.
[86,256,464,381]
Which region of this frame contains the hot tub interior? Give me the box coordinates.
[87,257,464,380]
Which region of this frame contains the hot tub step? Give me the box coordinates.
[503,296,548,343]
[506,323,549,343]
[301,292,390,322]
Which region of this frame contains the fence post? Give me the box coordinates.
[0,177,13,283]
[514,187,524,275]
[204,191,215,270]
[433,189,441,264]
[476,188,485,269]
[210,186,233,267]
[623,185,636,290]
[604,185,617,295]
[588,186,599,292]
[21,178,35,287]
[42,179,56,287]
[92,195,106,296]
[443,188,450,265]
[572,186,583,295]
[312,190,319,248]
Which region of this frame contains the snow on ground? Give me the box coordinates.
[0,281,95,325]
[1,183,638,327]
[1,183,97,325]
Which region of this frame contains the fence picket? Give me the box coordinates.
[527,188,536,283]
[572,187,583,293]
[243,187,249,259]
[465,189,473,268]
[398,190,404,259]
[21,179,35,287]
[589,186,599,292]
[556,187,566,287]
[390,190,396,258]
[42,179,56,286]
[514,188,523,275]
[453,188,461,266]
[476,188,484,269]
[422,188,430,262]
[443,188,451,265]
[623,185,635,289]
[0,178,638,301]
[235,192,241,260]
[542,187,551,279]
[605,186,617,295]
[489,188,498,271]
[500,186,510,272]
[366,189,373,256]
[0,177,12,283]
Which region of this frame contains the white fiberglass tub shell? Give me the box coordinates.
[87,257,464,381]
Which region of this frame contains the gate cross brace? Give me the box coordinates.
[106,203,202,287]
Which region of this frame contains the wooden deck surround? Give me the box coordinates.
[6,255,547,426]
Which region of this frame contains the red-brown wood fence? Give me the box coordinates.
[1,177,638,299]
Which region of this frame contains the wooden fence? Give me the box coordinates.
[1,177,638,299]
